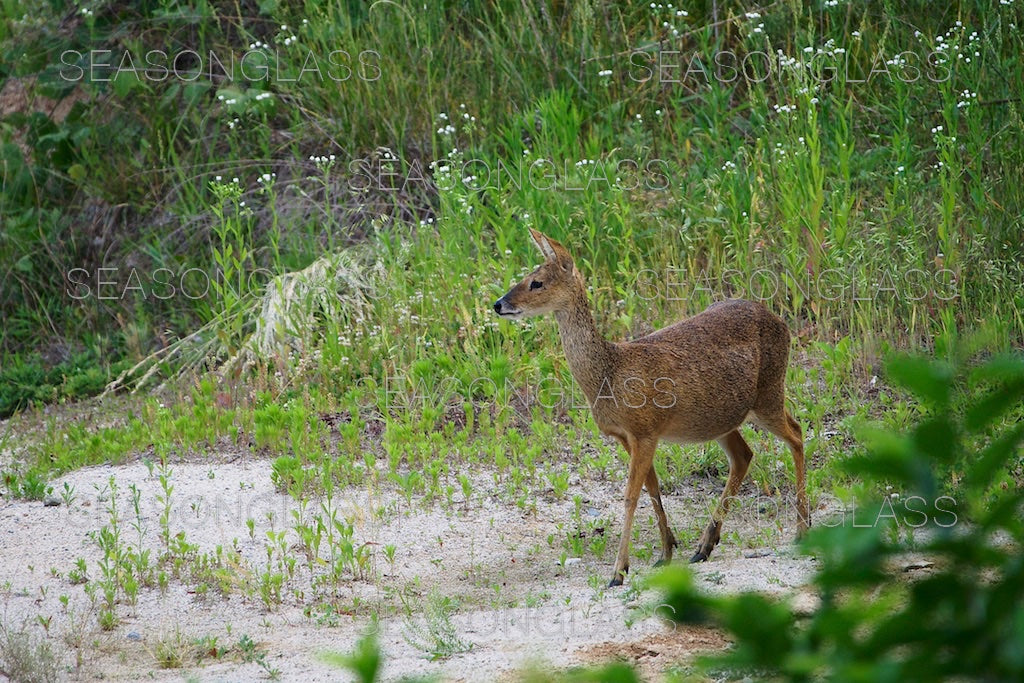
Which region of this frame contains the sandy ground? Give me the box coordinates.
[0,455,822,681]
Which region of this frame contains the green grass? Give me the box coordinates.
[0,349,133,418]
[2,1,1022,362]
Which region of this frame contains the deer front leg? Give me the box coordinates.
[610,438,657,587]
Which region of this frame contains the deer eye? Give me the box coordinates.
[530,280,543,290]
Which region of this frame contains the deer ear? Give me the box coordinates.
[529,229,558,262]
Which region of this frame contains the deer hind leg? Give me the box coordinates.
[752,408,810,535]
[609,437,657,587]
[646,468,677,567]
[691,430,754,563]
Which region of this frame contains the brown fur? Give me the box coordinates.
[494,230,810,586]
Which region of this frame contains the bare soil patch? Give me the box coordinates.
[0,452,821,681]
[577,628,731,679]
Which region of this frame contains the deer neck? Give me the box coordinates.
[554,289,615,404]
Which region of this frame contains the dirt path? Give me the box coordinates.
[0,460,820,680]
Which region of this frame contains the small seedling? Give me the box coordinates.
[60,482,77,508]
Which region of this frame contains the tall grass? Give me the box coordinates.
[0,0,1021,492]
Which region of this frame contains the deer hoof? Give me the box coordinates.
[689,551,708,563]
[608,566,628,587]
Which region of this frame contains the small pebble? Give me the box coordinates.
[126,631,142,642]
[43,495,61,507]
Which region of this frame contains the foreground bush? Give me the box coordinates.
[655,349,1024,681]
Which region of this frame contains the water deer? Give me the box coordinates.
[493,229,809,586]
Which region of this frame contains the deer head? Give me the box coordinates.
[493,229,581,319]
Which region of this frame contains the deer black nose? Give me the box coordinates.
[493,300,502,314]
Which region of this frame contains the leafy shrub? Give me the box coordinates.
[0,351,133,418]
[0,360,46,417]
[1,468,49,501]
[654,350,1024,682]
[269,455,304,494]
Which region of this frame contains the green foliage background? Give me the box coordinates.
[2,1,1022,410]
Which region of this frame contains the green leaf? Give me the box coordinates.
[648,566,715,624]
[161,82,181,108]
[722,593,794,666]
[566,662,641,682]
[965,379,1024,432]
[68,163,87,183]
[112,70,138,97]
[319,632,382,682]
[969,355,1024,383]
[911,416,958,465]
[964,421,1024,492]
[885,355,953,406]
[183,81,211,105]
[844,426,931,491]
[35,127,69,146]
